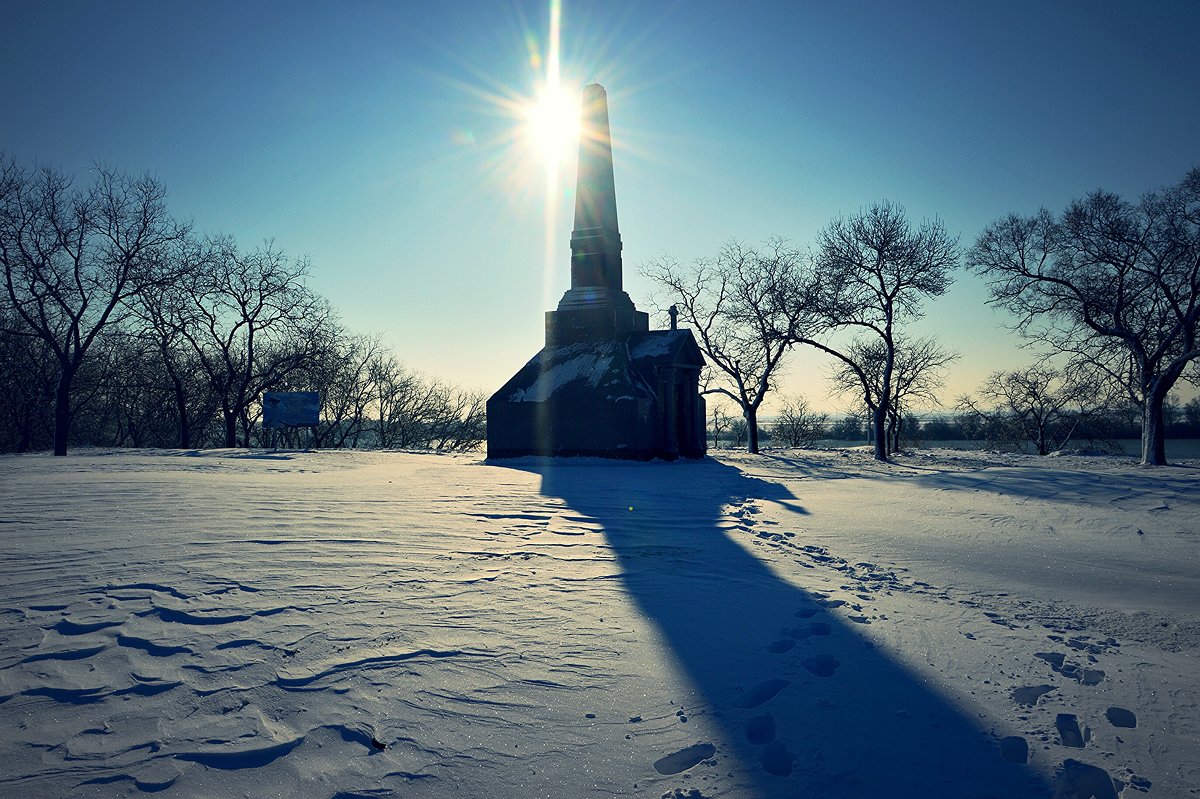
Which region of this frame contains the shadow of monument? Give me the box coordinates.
[504,456,1053,798]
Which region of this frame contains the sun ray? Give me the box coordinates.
[536,0,570,310]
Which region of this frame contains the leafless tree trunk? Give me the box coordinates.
[809,202,958,461]
[708,402,731,448]
[957,365,1113,455]
[174,238,331,448]
[643,239,813,454]
[0,156,188,454]
[826,334,957,456]
[968,169,1200,465]
[770,395,828,448]
[130,237,213,448]
[730,418,747,449]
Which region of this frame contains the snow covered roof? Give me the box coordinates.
[491,331,705,407]
[494,341,654,404]
[627,330,705,370]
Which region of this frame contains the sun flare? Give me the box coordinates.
[523,80,580,166]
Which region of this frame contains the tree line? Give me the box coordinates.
[6,156,1197,465]
[709,388,1200,454]
[0,157,484,455]
[645,168,1200,466]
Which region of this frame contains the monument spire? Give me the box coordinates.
[487,81,708,460]
[569,83,622,292]
[543,82,647,345]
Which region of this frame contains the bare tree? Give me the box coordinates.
[66,328,156,447]
[130,236,215,448]
[807,202,958,460]
[957,365,1115,455]
[280,328,385,449]
[424,385,487,453]
[708,402,732,449]
[643,239,812,453]
[968,169,1200,465]
[730,417,748,449]
[0,303,57,451]
[1185,396,1200,433]
[831,413,865,441]
[366,355,485,451]
[827,335,958,454]
[0,157,187,454]
[770,394,828,448]
[370,355,433,449]
[175,238,331,448]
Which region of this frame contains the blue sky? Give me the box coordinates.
[4,1,1198,412]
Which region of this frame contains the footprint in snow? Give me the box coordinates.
[745,714,776,745]
[1055,759,1119,799]
[1055,713,1090,748]
[1036,652,1104,686]
[999,736,1028,764]
[653,743,716,775]
[1010,685,1056,706]
[737,679,789,708]
[759,740,793,776]
[801,654,840,677]
[1105,707,1136,728]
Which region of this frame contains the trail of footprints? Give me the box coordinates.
[711,499,1154,794]
[650,591,850,791]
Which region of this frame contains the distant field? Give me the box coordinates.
[810,438,1200,459]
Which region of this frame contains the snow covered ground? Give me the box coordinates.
[1,447,1197,798]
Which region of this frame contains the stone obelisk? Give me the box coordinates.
[486,83,706,460]
[545,83,646,345]
[570,83,622,291]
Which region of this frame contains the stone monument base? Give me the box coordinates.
[487,331,706,460]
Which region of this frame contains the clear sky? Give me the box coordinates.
[4,1,1198,414]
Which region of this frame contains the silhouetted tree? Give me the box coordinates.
[0,303,56,451]
[0,157,188,454]
[424,385,487,452]
[827,334,958,454]
[708,402,732,448]
[643,239,812,453]
[807,202,958,461]
[365,354,484,451]
[1184,396,1200,436]
[830,413,865,441]
[277,328,384,449]
[129,236,217,448]
[370,355,431,449]
[730,417,748,448]
[174,238,331,448]
[957,365,1114,455]
[969,169,1200,465]
[770,395,828,448]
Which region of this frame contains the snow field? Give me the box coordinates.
[0,447,1197,798]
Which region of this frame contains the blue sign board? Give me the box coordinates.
[262,392,320,428]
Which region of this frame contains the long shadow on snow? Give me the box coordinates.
[503,456,1053,798]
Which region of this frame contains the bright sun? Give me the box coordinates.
[523,81,580,166]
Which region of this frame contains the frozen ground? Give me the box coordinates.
[0,447,1197,798]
